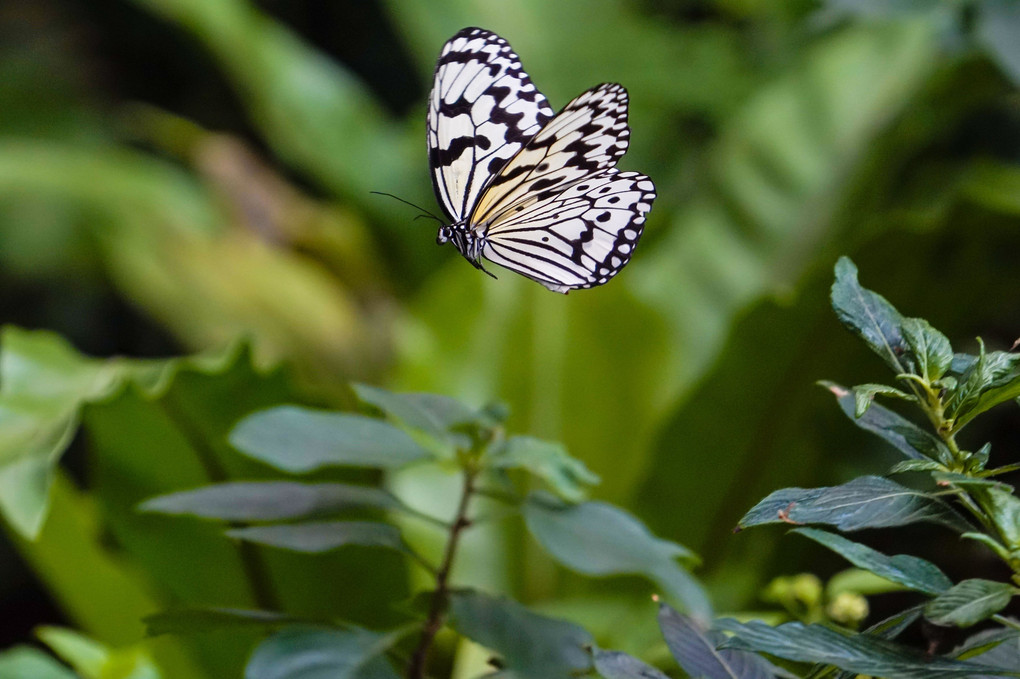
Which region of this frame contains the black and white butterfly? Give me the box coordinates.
[427,27,655,293]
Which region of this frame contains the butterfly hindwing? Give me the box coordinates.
[481,169,655,292]
[428,27,555,222]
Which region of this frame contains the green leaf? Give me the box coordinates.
[946,344,1020,430]
[139,481,401,521]
[901,317,953,382]
[591,649,670,679]
[717,618,1020,677]
[738,475,971,533]
[244,626,401,679]
[226,521,408,555]
[851,383,915,417]
[0,646,78,679]
[444,589,594,679]
[977,0,1020,87]
[490,436,599,502]
[230,406,431,472]
[972,487,1020,549]
[953,627,1020,662]
[825,382,952,463]
[658,604,775,679]
[144,608,299,637]
[889,460,947,474]
[524,493,711,621]
[792,527,951,594]
[924,579,1017,628]
[831,257,911,375]
[352,383,485,436]
[0,326,177,537]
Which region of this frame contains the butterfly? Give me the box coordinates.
[427,27,655,293]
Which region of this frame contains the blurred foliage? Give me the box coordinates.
[2,0,1020,676]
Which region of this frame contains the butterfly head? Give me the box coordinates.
[436,225,452,245]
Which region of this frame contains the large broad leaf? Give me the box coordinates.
[658,604,776,679]
[792,527,951,594]
[924,579,1017,628]
[523,493,710,621]
[230,406,431,472]
[0,646,78,679]
[0,326,175,537]
[737,476,971,533]
[140,481,402,522]
[444,589,594,679]
[716,618,1020,678]
[244,626,402,679]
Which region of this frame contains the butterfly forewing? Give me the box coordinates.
[469,83,631,226]
[482,169,655,292]
[428,27,555,222]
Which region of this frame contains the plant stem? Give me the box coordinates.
[407,467,478,679]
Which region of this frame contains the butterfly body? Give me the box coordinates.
[427,27,654,293]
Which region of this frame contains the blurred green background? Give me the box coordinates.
[3,0,1020,674]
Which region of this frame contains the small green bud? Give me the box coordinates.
[827,592,869,625]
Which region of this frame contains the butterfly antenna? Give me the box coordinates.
[370,191,445,224]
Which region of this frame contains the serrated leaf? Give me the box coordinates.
[738,476,971,533]
[0,646,78,679]
[144,608,299,637]
[226,521,407,555]
[444,589,594,679]
[490,436,599,502]
[901,317,953,382]
[592,649,670,679]
[658,604,776,679]
[831,257,911,375]
[230,406,431,472]
[851,383,915,417]
[244,625,401,679]
[793,527,951,594]
[826,383,951,463]
[716,618,1019,677]
[139,481,401,522]
[924,579,1017,628]
[524,493,710,621]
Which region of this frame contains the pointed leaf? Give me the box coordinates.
[524,493,711,621]
[592,649,670,679]
[716,618,1020,677]
[226,521,407,555]
[947,347,1020,430]
[445,589,594,678]
[825,383,951,463]
[491,436,600,502]
[230,406,431,472]
[924,579,1017,628]
[953,627,1020,678]
[901,317,953,382]
[889,460,946,474]
[851,383,915,417]
[139,481,401,522]
[793,527,951,594]
[244,626,401,679]
[658,604,776,679]
[831,257,910,374]
[352,383,485,435]
[738,476,971,533]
